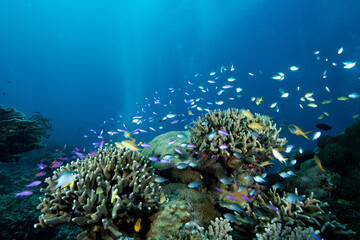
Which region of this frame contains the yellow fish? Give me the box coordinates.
[188,110,193,115]
[134,218,141,232]
[314,155,326,172]
[305,92,314,98]
[248,122,264,131]
[124,131,133,139]
[288,124,312,140]
[115,142,124,149]
[96,187,103,195]
[243,110,254,120]
[121,140,141,152]
[337,96,349,101]
[321,100,332,104]
[272,149,288,164]
[300,97,305,102]
[158,193,169,204]
[307,103,318,108]
[258,161,274,168]
[255,97,263,105]
[317,114,324,120]
[323,112,329,116]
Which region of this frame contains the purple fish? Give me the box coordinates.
[187,144,196,148]
[160,159,171,164]
[26,181,41,187]
[149,127,156,132]
[74,152,85,159]
[35,171,46,177]
[241,195,251,202]
[51,160,63,168]
[268,204,279,211]
[168,140,176,145]
[215,187,222,193]
[140,143,152,148]
[174,148,183,155]
[226,194,237,201]
[88,150,97,156]
[311,233,321,240]
[139,129,147,133]
[148,156,159,162]
[218,130,229,136]
[171,120,178,124]
[117,128,127,132]
[219,144,228,150]
[15,190,33,197]
[37,163,47,170]
[99,141,105,149]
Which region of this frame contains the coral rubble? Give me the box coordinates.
[35,147,161,239]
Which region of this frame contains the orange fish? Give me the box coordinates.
[314,155,326,172]
[288,124,312,140]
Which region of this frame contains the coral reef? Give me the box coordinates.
[0,105,51,162]
[35,147,162,239]
[188,108,286,170]
[256,223,315,240]
[230,188,356,239]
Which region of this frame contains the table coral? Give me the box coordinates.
[35,147,162,239]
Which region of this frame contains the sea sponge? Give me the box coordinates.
[35,147,162,239]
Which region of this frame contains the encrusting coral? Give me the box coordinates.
[35,147,162,239]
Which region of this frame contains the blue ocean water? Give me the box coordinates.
[1,0,359,151]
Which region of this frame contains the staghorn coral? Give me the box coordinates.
[188,108,286,170]
[35,147,162,239]
[230,188,356,239]
[256,223,315,240]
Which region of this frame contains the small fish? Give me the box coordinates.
[279,172,290,178]
[174,148,183,155]
[236,87,242,93]
[321,100,332,104]
[229,203,245,213]
[35,171,46,177]
[134,218,141,232]
[343,62,356,69]
[272,183,281,190]
[158,193,169,204]
[311,233,321,240]
[223,213,238,222]
[176,163,189,169]
[215,187,222,193]
[338,47,343,54]
[215,100,224,105]
[188,181,201,188]
[218,130,229,136]
[268,204,279,211]
[348,92,360,99]
[219,177,234,185]
[187,144,196,148]
[290,66,299,71]
[168,140,176,145]
[290,159,297,165]
[188,161,198,167]
[241,195,251,202]
[312,131,321,140]
[337,96,350,101]
[285,145,294,153]
[255,97,263,105]
[272,149,288,164]
[286,171,295,177]
[225,194,237,201]
[219,144,228,150]
[154,176,168,183]
[167,113,176,118]
[96,187,104,194]
[237,185,245,192]
[272,73,285,81]
[270,102,278,108]
[15,190,33,197]
[258,161,273,168]
[285,193,303,202]
[148,156,159,162]
[253,175,266,183]
[26,181,41,187]
[54,172,77,189]
[307,103,318,108]
[208,132,216,140]
[248,122,264,131]
[51,160,63,168]
[314,155,326,172]
[140,143,152,148]
[122,140,141,152]
[243,110,254,120]
[37,163,47,170]
[288,124,312,140]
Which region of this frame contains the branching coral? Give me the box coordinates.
[256,223,315,240]
[0,105,52,162]
[35,147,161,239]
[230,188,355,238]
